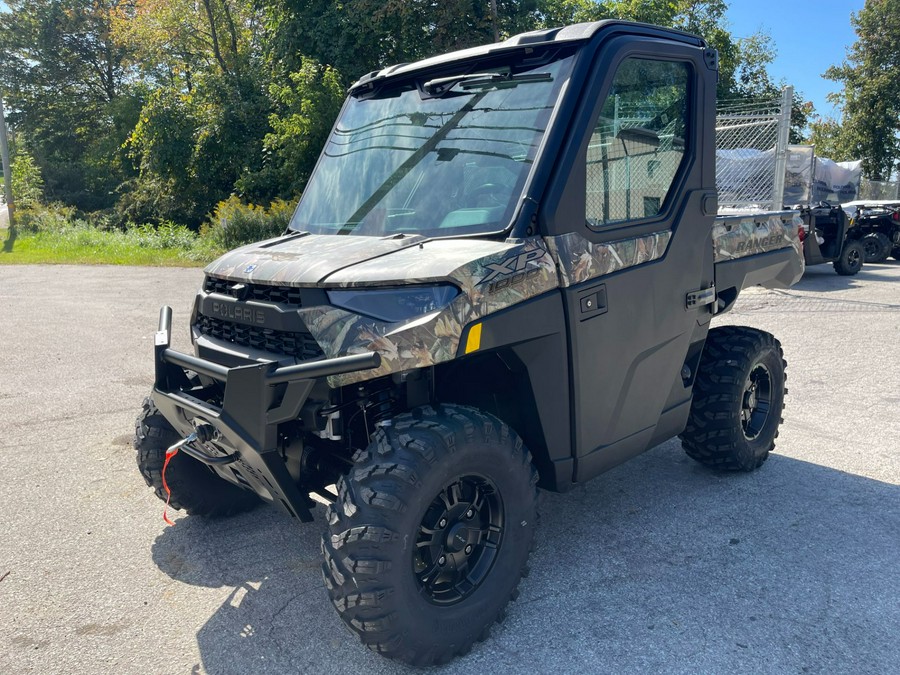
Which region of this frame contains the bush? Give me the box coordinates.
[10,149,45,209]
[9,203,208,260]
[128,221,198,250]
[15,203,79,234]
[202,196,294,250]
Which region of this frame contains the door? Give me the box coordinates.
[543,38,718,480]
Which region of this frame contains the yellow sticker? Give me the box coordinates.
[465,323,482,354]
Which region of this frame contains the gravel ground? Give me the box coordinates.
[1,262,898,674]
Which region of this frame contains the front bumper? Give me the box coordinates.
[151,306,380,521]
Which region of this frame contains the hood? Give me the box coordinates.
[204,232,517,287]
[204,232,428,285]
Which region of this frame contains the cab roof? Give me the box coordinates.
[350,20,706,94]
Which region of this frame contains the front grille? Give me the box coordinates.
[197,315,324,361]
[204,276,303,306]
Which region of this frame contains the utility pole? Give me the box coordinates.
[490,0,499,43]
[0,94,13,228]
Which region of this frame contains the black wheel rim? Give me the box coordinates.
[862,239,879,259]
[741,363,772,440]
[848,248,861,269]
[413,476,504,605]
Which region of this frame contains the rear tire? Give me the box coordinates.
[134,397,260,517]
[680,326,786,471]
[861,232,891,263]
[833,241,864,276]
[891,246,900,261]
[321,404,538,666]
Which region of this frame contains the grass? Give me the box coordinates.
[0,199,289,267]
[0,224,218,267]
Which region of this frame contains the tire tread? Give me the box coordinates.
[133,397,260,517]
[321,403,537,666]
[679,326,786,471]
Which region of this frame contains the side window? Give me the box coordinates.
[586,58,689,227]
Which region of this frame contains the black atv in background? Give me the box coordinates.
[846,203,900,263]
[796,203,865,276]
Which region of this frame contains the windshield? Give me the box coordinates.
[289,53,574,238]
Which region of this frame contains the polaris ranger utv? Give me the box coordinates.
[136,20,803,665]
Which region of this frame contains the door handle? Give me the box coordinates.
[578,284,607,319]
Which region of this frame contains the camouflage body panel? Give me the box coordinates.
[712,211,804,264]
[200,210,801,387]
[300,238,558,387]
[204,233,429,285]
[287,237,557,387]
[544,230,672,287]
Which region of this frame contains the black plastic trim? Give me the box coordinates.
[153,306,380,521]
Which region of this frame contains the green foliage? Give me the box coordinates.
[252,59,346,199]
[0,1,136,210]
[0,0,809,232]
[537,0,606,25]
[130,89,197,185]
[807,116,854,162]
[124,68,272,226]
[269,1,543,83]
[10,148,45,209]
[824,0,900,180]
[4,202,212,265]
[202,196,294,250]
[14,203,78,234]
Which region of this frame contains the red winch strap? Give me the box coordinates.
[162,447,179,526]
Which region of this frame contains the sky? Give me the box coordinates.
[725,0,866,118]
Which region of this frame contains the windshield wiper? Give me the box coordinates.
[422,71,552,97]
[337,90,491,235]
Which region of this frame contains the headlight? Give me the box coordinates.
[326,285,460,323]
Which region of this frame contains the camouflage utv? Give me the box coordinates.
[136,20,803,665]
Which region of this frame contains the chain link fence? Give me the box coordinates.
[585,85,796,219]
[858,178,900,201]
[715,88,793,211]
[585,59,691,226]
[586,99,684,224]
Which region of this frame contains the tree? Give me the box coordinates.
[268,1,544,84]
[111,0,265,86]
[807,116,853,161]
[0,0,137,210]
[824,0,900,180]
[0,0,807,225]
[114,0,274,225]
[243,58,345,200]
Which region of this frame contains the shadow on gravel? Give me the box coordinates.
[153,441,900,674]
[797,266,882,291]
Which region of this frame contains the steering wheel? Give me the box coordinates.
[468,182,505,207]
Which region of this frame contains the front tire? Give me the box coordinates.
[134,397,260,517]
[833,241,864,276]
[680,326,786,471]
[321,404,538,666]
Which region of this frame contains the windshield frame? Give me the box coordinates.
[288,45,578,240]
